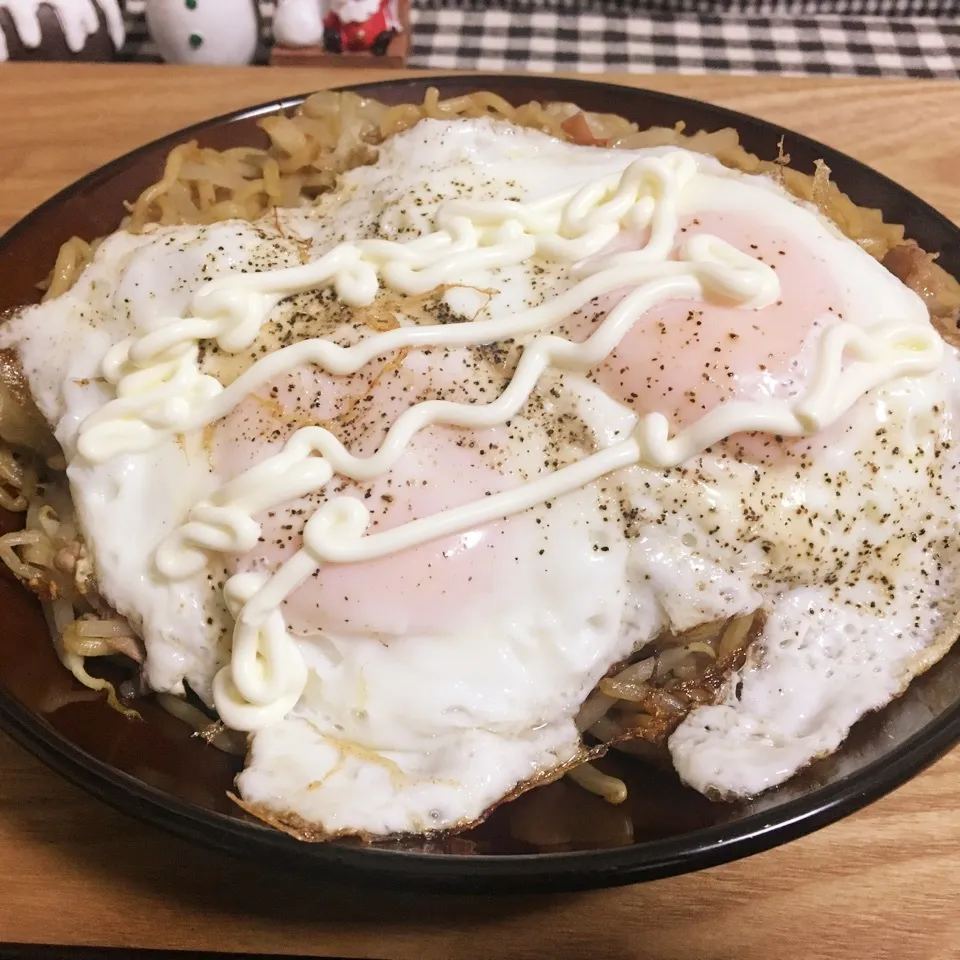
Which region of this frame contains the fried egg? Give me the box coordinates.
[2,116,956,837]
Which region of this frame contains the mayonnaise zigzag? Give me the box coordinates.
[72,148,942,731]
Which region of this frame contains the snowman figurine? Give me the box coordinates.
[145,0,259,65]
[273,0,324,48]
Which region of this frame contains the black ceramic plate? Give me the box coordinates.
[0,75,957,895]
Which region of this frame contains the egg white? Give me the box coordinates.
[2,117,957,835]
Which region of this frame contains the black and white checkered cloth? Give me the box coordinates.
[121,0,960,77]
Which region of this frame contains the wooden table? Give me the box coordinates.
[0,63,958,960]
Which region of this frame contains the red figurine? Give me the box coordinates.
[322,0,399,55]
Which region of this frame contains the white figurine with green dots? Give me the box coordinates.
[145,0,259,65]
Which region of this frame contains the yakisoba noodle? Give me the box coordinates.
[41,237,97,303]
[45,88,960,319]
[4,87,960,808]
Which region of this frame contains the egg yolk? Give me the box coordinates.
[590,211,839,415]
[585,211,847,464]
[213,339,543,639]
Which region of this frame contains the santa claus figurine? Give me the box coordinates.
[323,0,398,54]
[273,0,405,59]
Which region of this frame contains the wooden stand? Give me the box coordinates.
[269,0,410,69]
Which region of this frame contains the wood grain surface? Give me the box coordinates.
[0,63,958,960]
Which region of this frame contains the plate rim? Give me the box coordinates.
[1,73,958,894]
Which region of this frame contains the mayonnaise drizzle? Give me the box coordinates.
[74,148,943,731]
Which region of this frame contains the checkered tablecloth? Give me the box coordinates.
[121,0,960,77]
